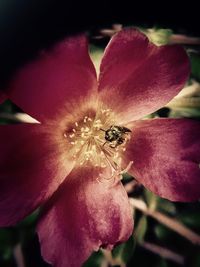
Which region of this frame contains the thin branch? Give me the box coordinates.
[13,244,25,267]
[124,179,140,194]
[129,198,200,245]
[101,249,126,267]
[169,34,200,45]
[141,241,184,265]
[175,81,200,98]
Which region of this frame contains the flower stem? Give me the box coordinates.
[13,244,25,267]
[141,241,184,265]
[101,249,126,267]
[129,198,200,245]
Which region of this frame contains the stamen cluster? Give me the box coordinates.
[64,109,132,178]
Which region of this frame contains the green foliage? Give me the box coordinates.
[17,210,38,228]
[83,251,104,267]
[134,215,148,243]
[89,45,103,74]
[0,100,13,113]
[0,229,18,248]
[155,258,169,267]
[142,28,173,45]
[144,189,158,210]
[154,224,173,241]
[122,172,134,181]
[112,235,136,264]
[177,212,200,228]
[169,107,200,118]
[190,53,200,81]
[156,199,176,215]
[193,253,200,267]
[0,228,17,261]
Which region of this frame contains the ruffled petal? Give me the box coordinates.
[5,35,97,122]
[37,167,133,267]
[98,29,190,123]
[0,124,74,226]
[124,118,200,201]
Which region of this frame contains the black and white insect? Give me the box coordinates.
[101,125,131,148]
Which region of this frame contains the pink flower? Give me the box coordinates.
[0,28,200,267]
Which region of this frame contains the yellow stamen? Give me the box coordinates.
[64,108,132,182]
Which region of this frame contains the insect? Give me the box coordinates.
[101,125,131,148]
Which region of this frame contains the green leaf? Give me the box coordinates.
[177,213,200,228]
[193,253,200,267]
[146,189,176,215]
[190,53,200,81]
[17,210,38,228]
[169,107,200,119]
[0,100,13,113]
[155,258,169,267]
[83,251,104,267]
[112,235,135,264]
[0,228,18,247]
[142,28,173,46]
[89,45,103,74]
[144,189,158,210]
[134,215,147,243]
[0,228,17,261]
[157,199,176,215]
[122,172,134,182]
[1,247,12,261]
[154,224,173,241]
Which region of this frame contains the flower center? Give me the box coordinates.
[64,108,133,180]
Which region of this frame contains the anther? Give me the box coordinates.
[66,109,131,173]
[83,116,88,123]
[69,133,75,138]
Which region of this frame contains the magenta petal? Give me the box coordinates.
[0,124,74,226]
[125,118,200,201]
[6,35,97,122]
[37,167,133,267]
[98,29,190,123]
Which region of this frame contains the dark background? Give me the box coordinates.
[0,1,200,267]
[0,0,199,86]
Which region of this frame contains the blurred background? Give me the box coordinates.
[0,1,200,266]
